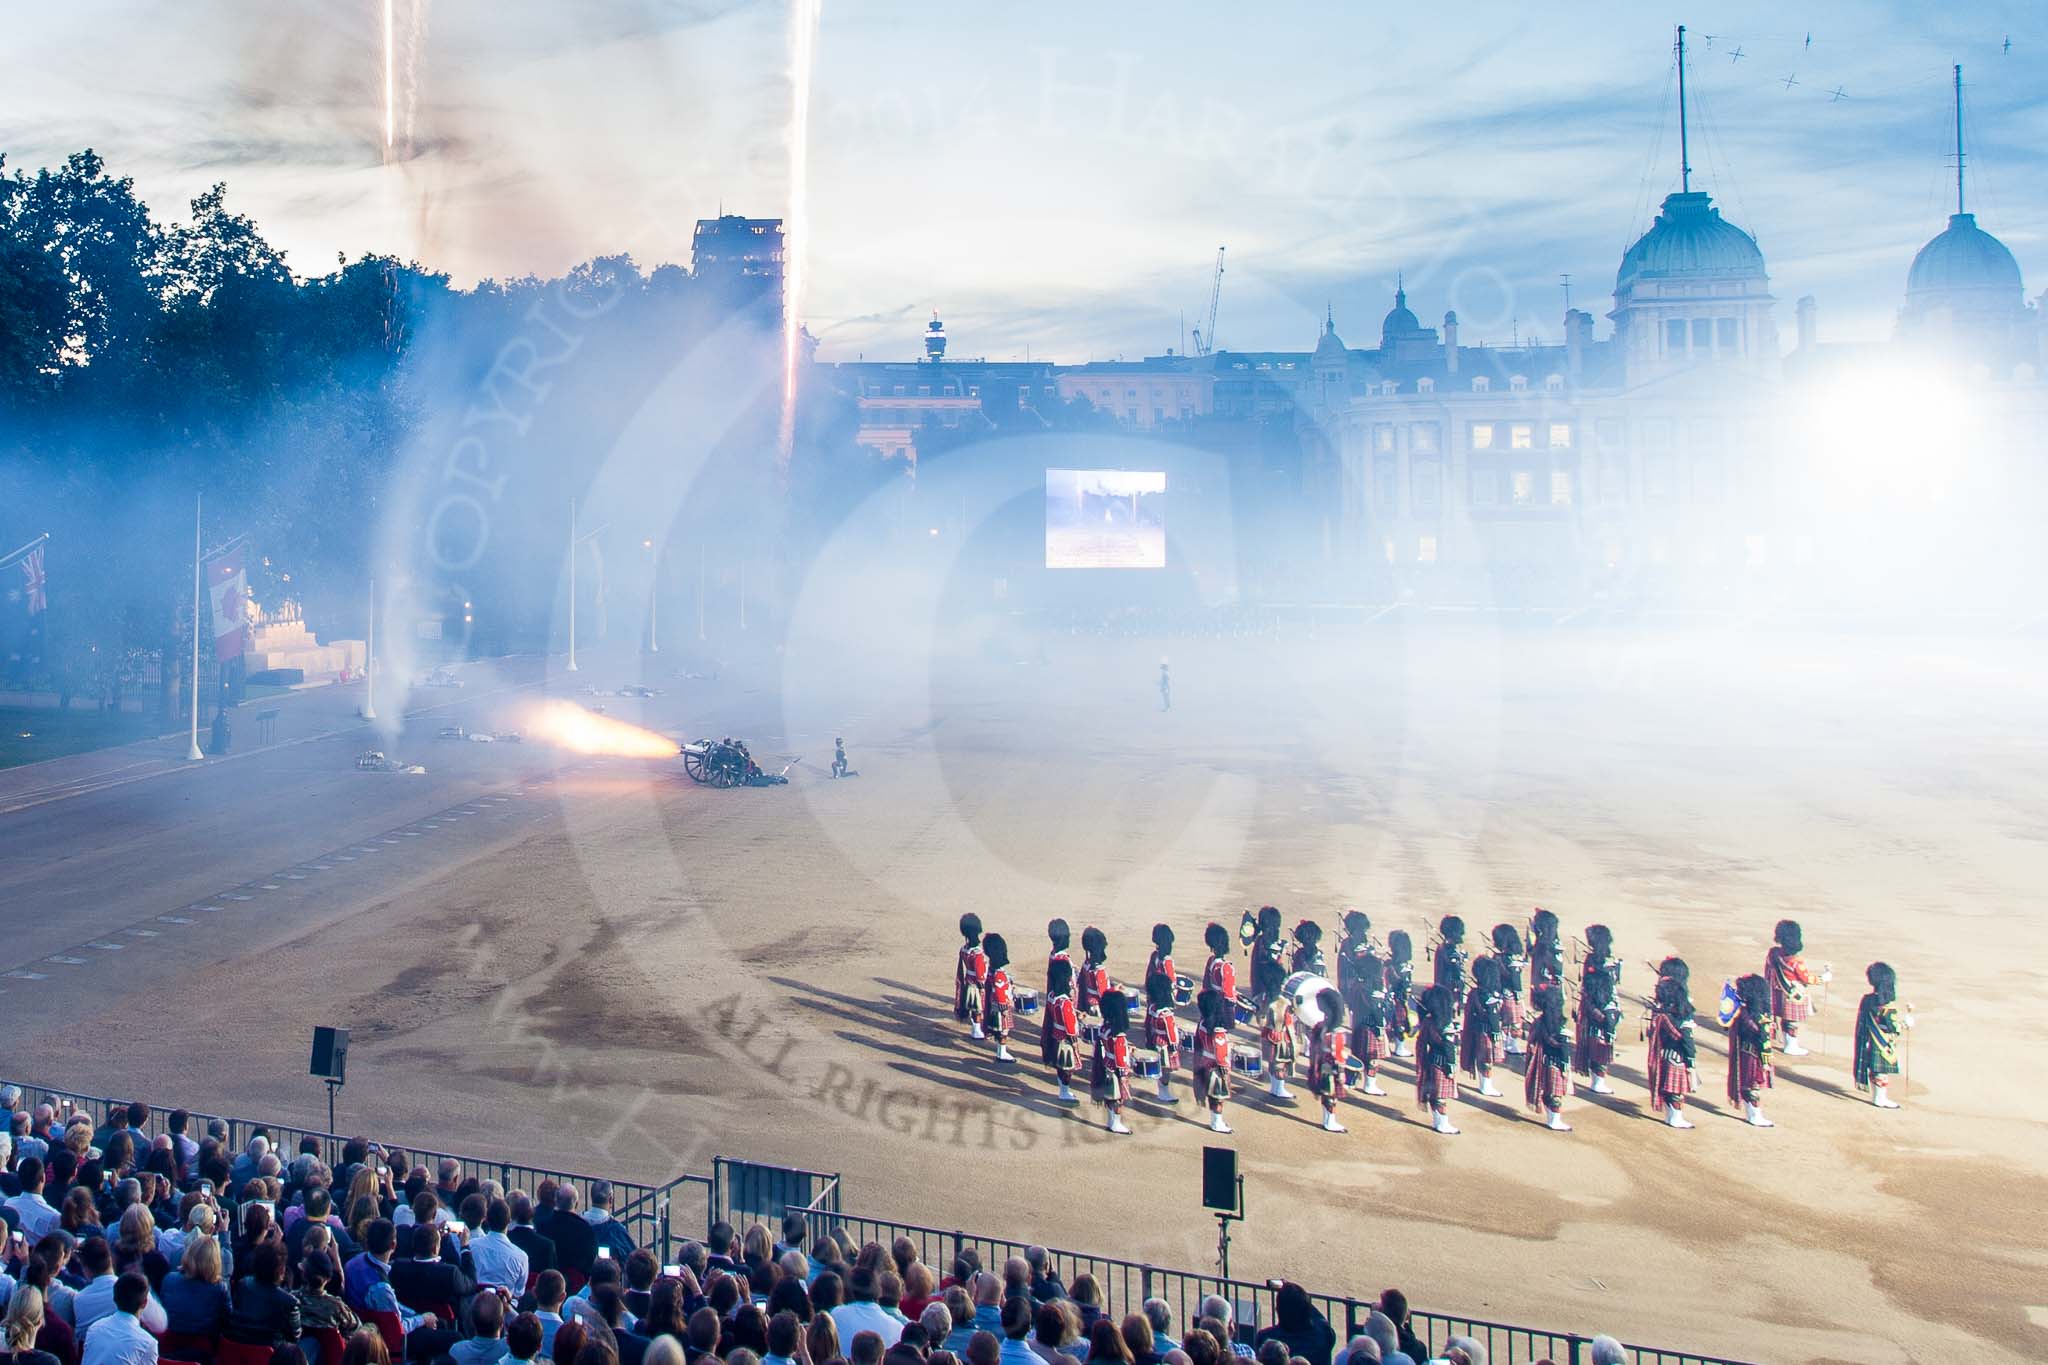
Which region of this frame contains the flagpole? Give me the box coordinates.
[187,494,204,762]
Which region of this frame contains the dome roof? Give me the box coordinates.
[1314,307,1347,361]
[1616,191,1765,294]
[1381,285,1420,340]
[1907,213,2022,299]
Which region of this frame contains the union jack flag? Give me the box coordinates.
[16,544,45,615]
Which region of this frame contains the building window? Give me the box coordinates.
[1510,424,1533,450]
[1418,535,1438,564]
[1550,470,1573,505]
[1471,469,1498,505]
[1412,461,1440,508]
[1691,318,1712,349]
[1665,319,1686,353]
[1597,418,1623,447]
[1125,388,1138,399]
[1549,423,1573,448]
[1511,470,1537,505]
[1470,422,1495,449]
[968,385,980,397]
[893,385,906,397]
[1417,377,1435,394]
[1410,423,1440,453]
[1646,454,1675,500]
[1689,418,1722,448]
[1717,317,1739,352]
[1601,460,1627,505]
[1643,418,1672,448]
[1546,373,1565,392]
[1374,459,1397,509]
[1473,376,1490,392]
[1153,407,1164,423]
[1375,425,1395,453]
[1509,374,1529,392]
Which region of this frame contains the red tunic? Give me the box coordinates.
[1307,1022,1349,1101]
[1100,1032,1132,1106]
[1259,999,1297,1070]
[956,946,987,1021]
[1766,947,1813,1023]
[1144,1008,1180,1069]
[1203,955,1238,1004]
[1192,1025,1231,1103]
[983,968,1013,1038]
[1043,992,1079,1071]
[1077,961,1109,1011]
[1145,949,1176,986]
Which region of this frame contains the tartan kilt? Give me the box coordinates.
[958,980,982,1021]
[1727,1048,1772,1102]
[1416,1063,1458,1106]
[1196,1063,1230,1104]
[1571,1013,1612,1074]
[1770,981,1811,1023]
[1647,1046,1694,1102]
[1307,1055,1346,1101]
[983,1003,1010,1038]
[1089,1044,1107,1087]
[1262,1032,1296,1068]
[1461,1028,1504,1075]
[1352,1022,1391,1062]
[1105,1068,1132,1107]
[1045,1034,1077,1071]
[1502,993,1525,1030]
[1525,1059,1571,1110]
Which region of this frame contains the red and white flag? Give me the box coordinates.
[206,543,250,661]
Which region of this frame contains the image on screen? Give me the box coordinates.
[1045,469,1166,569]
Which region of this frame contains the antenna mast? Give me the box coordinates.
[1953,63,1965,215]
[1676,25,1692,192]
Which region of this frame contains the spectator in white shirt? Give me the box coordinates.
[831,1268,904,1348]
[464,1200,530,1294]
[70,1240,166,1339]
[4,1160,60,1241]
[80,1273,158,1365]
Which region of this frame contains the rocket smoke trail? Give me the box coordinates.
[382,0,395,153]
[779,0,822,470]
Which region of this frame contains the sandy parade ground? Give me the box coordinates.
[4,616,2046,1365]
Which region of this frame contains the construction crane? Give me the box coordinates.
[1190,246,1225,356]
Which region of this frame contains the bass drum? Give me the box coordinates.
[1282,971,1339,1028]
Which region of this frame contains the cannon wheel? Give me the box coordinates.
[711,756,743,788]
[682,747,712,785]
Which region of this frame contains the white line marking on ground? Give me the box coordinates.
[157,916,194,924]
[85,941,124,951]
[45,956,84,966]
[4,970,49,980]
[129,929,160,937]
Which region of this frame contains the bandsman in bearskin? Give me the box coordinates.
[1192,987,1235,1134]
[1415,984,1462,1135]
[1854,963,1911,1109]
[1766,919,1821,1057]
[1245,906,1286,1001]
[1459,953,1509,1098]
[1337,911,1391,1096]
[1572,926,1623,1096]
[1387,929,1418,1058]
[1045,918,1074,999]
[1432,915,1470,1017]
[1142,969,1182,1105]
[1524,983,1574,1132]
[1491,923,1529,1054]
[1202,922,1240,1015]
[1291,919,1327,977]
[1079,926,1112,1092]
[1646,957,1698,1129]
[1725,973,1776,1127]
[956,913,989,1040]
[1098,989,1137,1135]
[1042,956,1083,1103]
[1251,933,1296,1101]
[980,933,1017,1063]
[1145,923,1177,990]
[1305,988,1350,1133]
[1527,907,1565,994]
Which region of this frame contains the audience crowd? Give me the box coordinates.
[0,1089,1636,1365]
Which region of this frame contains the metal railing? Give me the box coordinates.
[7,1077,1749,1364]
[787,1207,1755,1365]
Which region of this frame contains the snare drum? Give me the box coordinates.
[1233,1000,1255,1025]
[1173,974,1196,1006]
[1343,1055,1365,1079]
[1080,1014,1103,1043]
[1015,989,1041,1016]
[1231,1047,1263,1076]
[1135,1056,1162,1079]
